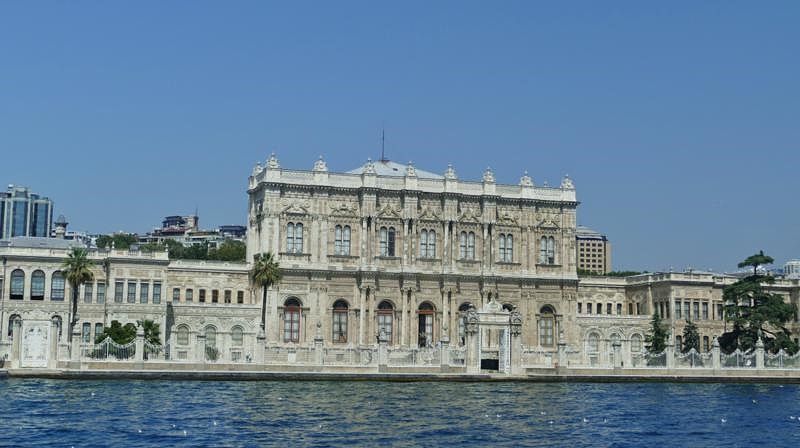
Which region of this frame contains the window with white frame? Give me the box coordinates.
[286,222,304,253]
[51,272,65,301]
[499,234,513,262]
[539,236,556,264]
[379,226,396,257]
[334,225,351,256]
[332,299,348,343]
[459,231,476,260]
[420,229,436,258]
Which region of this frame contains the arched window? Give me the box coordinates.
[231,326,244,347]
[539,236,556,265]
[499,234,513,262]
[10,269,24,300]
[457,302,473,345]
[379,227,396,257]
[82,322,91,343]
[467,232,475,259]
[587,332,600,353]
[31,270,45,300]
[286,222,304,253]
[94,323,104,342]
[334,225,351,256]
[332,299,348,343]
[205,326,217,348]
[377,300,394,344]
[631,334,643,353]
[52,316,63,341]
[176,325,190,346]
[538,305,555,347]
[610,333,621,346]
[459,232,467,259]
[51,272,65,301]
[283,298,301,343]
[420,229,436,258]
[7,315,21,338]
[418,302,435,348]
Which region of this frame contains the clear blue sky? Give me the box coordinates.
[1,2,798,273]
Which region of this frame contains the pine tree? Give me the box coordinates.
[645,313,668,354]
[682,320,700,353]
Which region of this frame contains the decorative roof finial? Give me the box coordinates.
[444,163,457,180]
[266,152,280,170]
[519,170,533,187]
[561,174,574,189]
[252,161,263,176]
[363,157,377,175]
[313,155,328,172]
[482,167,496,183]
[405,161,417,177]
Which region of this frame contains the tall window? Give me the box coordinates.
[459,231,476,260]
[418,302,434,347]
[82,323,91,343]
[286,222,303,253]
[127,281,136,303]
[539,236,556,264]
[332,299,348,343]
[139,282,149,304]
[97,282,105,304]
[283,298,301,343]
[224,290,232,304]
[377,301,394,344]
[334,225,351,256]
[84,282,93,303]
[51,272,65,301]
[538,306,555,347]
[205,326,217,348]
[499,234,513,262]
[703,336,710,352]
[693,302,700,320]
[631,334,643,353]
[702,302,709,320]
[675,300,682,319]
[31,270,45,300]
[231,326,244,346]
[186,288,194,302]
[94,323,104,342]
[176,325,190,345]
[237,291,244,304]
[199,289,206,303]
[212,290,219,303]
[10,270,24,300]
[115,281,124,303]
[172,288,181,302]
[379,226,396,257]
[587,332,600,353]
[152,282,161,304]
[683,302,690,321]
[420,229,436,258]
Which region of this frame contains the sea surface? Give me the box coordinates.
[2,378,800,447]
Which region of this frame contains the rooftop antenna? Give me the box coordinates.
[380,128,388,162]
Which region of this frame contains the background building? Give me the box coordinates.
[576,225,612,274]
[785,260,800,279]
[0,185,54,239]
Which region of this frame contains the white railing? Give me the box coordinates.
[82,337,136,361]
[387,347,441,367]
[449,347,466,366]
[521,347,556,367]
[264,345,314,364]
[765,350,800,368]
[144,341,163,361]
[721,349,756,368]
[675,348,713,368]
[323,347,377,366]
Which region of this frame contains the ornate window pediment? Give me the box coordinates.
[376,203,402,219]
[458,207,482,223]
[535,218,560,230]
[330,203,360,217]
[281,200,310,216]
[497,210,519,226]
[417,205,441,221]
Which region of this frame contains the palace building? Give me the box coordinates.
[1,154,799,371]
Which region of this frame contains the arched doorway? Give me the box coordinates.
[418,302,435,348]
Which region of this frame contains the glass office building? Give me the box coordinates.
[0,185,54,239]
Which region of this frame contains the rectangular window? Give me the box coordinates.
[332,311,347,343]
[377,313,393,344]
[199,289,206,303]
[606,303,612,315]
[140,282,149,304]
[616,303,622,315]
[224,290,232,304]
[702,302,709,320]
[95,323,104,341]
[115,281,124,303]
[675,301,682,319]
[127,281,136,303]
[636,303,641,315]
[172,288,180,302]
[596,303,602,314]
[97,282,105,304]
[212,290,219,303]
[716,303,723,320]
[683,302,690,321]
[152,282,161,304]
[284,310,300,342]
[577,303,582,314]
[237,291,244,304]
[186,289,194,302]
[693,302,699,320]
[538,318,554,346]
[628,303,633,315]
[84,283,93,303]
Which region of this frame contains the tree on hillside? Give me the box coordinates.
[645,312,668,354]
[96,233,138,250]
[719,251,798,354]
[682,320,700,353]
[208,240,246,262]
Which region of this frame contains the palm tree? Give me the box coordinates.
[250,252,281,334]
[63,247,94,336]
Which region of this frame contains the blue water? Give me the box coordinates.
[3,379,800,447]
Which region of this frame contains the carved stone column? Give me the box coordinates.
[509,311,523,375]
[465,310,480,374]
